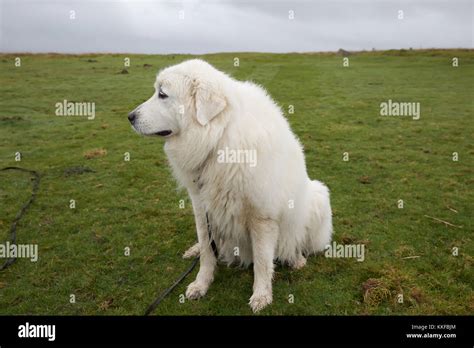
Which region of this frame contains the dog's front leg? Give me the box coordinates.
[185,193,217,300]
[249,219,279,313]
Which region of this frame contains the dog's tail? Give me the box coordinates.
[302,180,333,255]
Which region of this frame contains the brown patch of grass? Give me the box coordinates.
[410,287,426,304]
[341,234,357,244]
[98,298,114,311]
[340,233,370,246]
[84,148,107,159]
[358,175,371,184]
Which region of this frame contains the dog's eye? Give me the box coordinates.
[158,89,168,99]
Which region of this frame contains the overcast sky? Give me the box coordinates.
[0,0,472,53]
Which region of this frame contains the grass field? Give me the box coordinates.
[0,50,472,315]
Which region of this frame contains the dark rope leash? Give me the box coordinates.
[144,257,199,315]
[0,167,40,271]
[144,212,218,315]
[206,212,218,258]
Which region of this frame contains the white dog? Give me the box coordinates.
[129,59,333,312]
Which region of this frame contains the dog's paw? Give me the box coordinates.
[185,281,208,300]
[249,291,272,313]
[183,243,200,259]
[290,255,307,270]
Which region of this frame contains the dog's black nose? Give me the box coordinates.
[128,112,137,124]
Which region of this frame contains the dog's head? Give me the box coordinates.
[128,59,228,140]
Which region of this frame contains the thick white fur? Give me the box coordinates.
[130,59,333,312]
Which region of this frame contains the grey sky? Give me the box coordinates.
[0,0,472,53]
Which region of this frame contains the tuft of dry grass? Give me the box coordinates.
[362,278,391,306]
[361,266,434,310]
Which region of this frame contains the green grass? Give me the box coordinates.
[0,50,472,315]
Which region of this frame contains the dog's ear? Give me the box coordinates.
[193,79,227,126]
